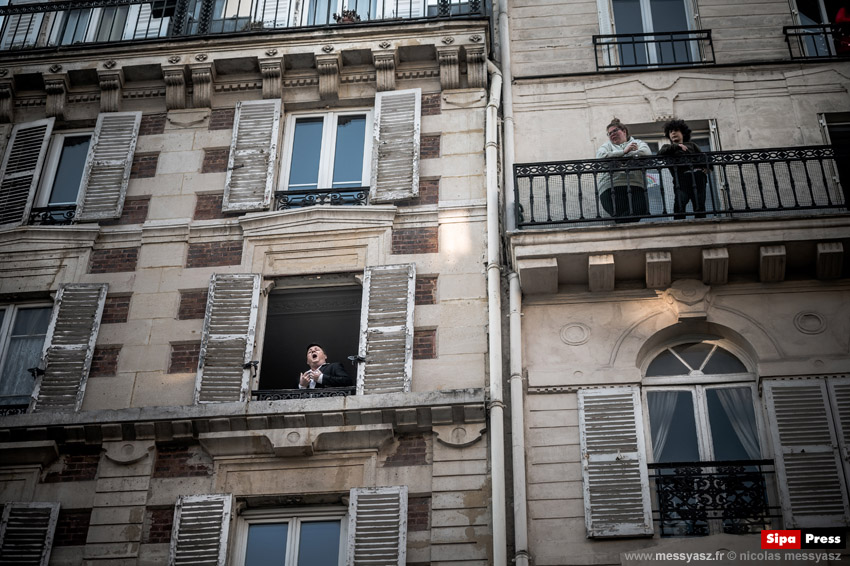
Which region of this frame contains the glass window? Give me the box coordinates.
[611,0,695,66]
[47,135,91,205]
[236,509,344,566]
[0,305,51,407]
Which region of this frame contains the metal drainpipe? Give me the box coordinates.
[497,0,517,233]
[485,59,507,566]
[509,271,529,566]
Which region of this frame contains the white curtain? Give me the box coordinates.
[0,308,50,402]
[714,387,760,460]
[648,390,679,461]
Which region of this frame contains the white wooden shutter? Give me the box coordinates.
[828,376,850,498]
[76,111,141,221]
[0,118,54,229]
[169,494,232,566]
[347,486,407,566]
[369,88,420,203]
[764,378,850,527]
[194,273,260,403]
[356,264,415,395]
[577,386,653,537]
[0,502,60,566]
[223,100,280,212]
[31,283,107,413]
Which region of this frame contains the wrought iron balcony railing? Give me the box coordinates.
[649,459,780,537]
[274,187,368,210]
[28,204,77,225]
[0,0,485,51]
[514,146,847,228]
[593,29,715,71]
[252,386,356,400]
[784,23,850,60]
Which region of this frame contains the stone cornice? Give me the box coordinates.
[239,205,397,238]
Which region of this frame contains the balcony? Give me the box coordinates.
[274,187,368,210]
[514,146,846,229]
[649,460,780,537]
[593,30,715,71]
[28,204,77,226]
[784,23,850,60]
[252,386,356,400]
[0,0,486,51]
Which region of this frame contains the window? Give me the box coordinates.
[33,131,92,223]
[603,0,697,66]
[0,304,51,410]
[234,508,346,566]
[794,0,848,56]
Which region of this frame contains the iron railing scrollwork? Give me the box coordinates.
[275,187,368,210]
[593,29,715,71]
[252,386,356,400]
[28,205,77,225]
[784,23,850,60]
[0,404,29,416]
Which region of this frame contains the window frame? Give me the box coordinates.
[279,109,374,193]
[35,129,94,209]
[0,302,52,407]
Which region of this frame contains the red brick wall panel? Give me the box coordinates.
[421,93,441,116]
[391,227,438,254]
[89,247,139,274]
[101,197,150,226]
[43,453,100,483]
[397,178,439,207]
[130,152,159,179]
[407,497,431,532]
[420,134,440,159]
[193,193,224,220]
[168,342,200,374]
[413,328,437,359]
[202,148,229,174]
[384,434,429,466]
[153,445,212,478]
[55,509,92,546]
[178,290,208,320]
[415,276,437,305]
[143,507,174,544]
[209,108,235,130]
[186,241,243,268]
[102,295,131,324]
[139,113,166,136]
[90,345,121,377]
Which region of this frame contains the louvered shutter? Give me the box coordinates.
[223,100,280,212]
[258,0,291,27]
[764,378,850,527]
[577,387,653,537]
[31,284,107,413]
[369,88,420,203]
[169,494,232,566]
[75,111,141,221]
[829,376,850,494]
[347,486,407,566]
[0,502,60,566]
[382,0,424,18]
[194,273,260,403]
[0,118,54,229]
[356,264,415,395]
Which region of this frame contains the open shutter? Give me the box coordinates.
[75,111,141,221]
[356,264,415,395]
[170,494,232,566]
[577,386,653,537]
[0,118,54,229]
[0,502,60,566]
[194,273,260,403]
[347,486,407,566]
[828,376,850,496]
[223,100,280,212]
[764,378,850,527]
[31,283,107,413]
[369,88,420,203]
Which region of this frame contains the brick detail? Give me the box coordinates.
[384,434,428,467]
[43,453,100,483]
[202,147,229,174]
[178,290,208,320]
[407,497,431,532]
[420,134,440,159]
[89,247,139,274]
[139,113,166,136]
[90,345,121,377]
[101,196,150,226]
[391,227,438,254]
[169,342,201,374]
[55,509,92,546]
[186,241,243,268]
[153,445,213,478]
[421,93,441,116]
[102,295,131,324]
[397,178,439,207]
[143,507,174,544]
[209,108,235,130]
[415,276,437,305]
[194,193,224,220]
[413,328,437,360]
[130,152,159,178]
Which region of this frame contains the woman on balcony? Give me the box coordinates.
[596,118,652,223]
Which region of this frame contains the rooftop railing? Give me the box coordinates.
[514,146,847,228]
[784,23,850,60]
[593,29,715,71]
[0,0,485,51]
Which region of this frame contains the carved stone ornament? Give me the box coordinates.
[49,64,62,73]
[794,311,826,335]
[103,60,117,69]
[0,68,9,77]
[104,441,154,465]
[168,55,181,63]
[195,53,208,61]
[379,40,391,49]
[266,48,278,56]
[470,34,482,42]
[442,36,455,44]
[560,322,591,346]
[322,44,334,53]
[663,279,710,320]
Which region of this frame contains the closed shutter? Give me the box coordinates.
[356,264,415,395]
[31,284,107,413]
[195,274,260,403]
[369,88,420,203]
[223,100,280,212]
[0,118,54,229]
[347,486,407,566]
[76,111,141,221]
[764,378,850,527]
[0,502,60,566]
[829,376,850,495]
[169,494,232,566]
[577,386,653,537]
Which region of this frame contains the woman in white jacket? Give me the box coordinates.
[595,118,652,223]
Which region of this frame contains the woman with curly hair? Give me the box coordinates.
[657,119,708,219]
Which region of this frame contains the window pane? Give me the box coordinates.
[331,115,366,189]
[650,0,691,63]
[289,118,324,190]
[306,0,333,25]
[0,307,51,405]
[702,347,747,374]
[645,349,689,376]
[612,0,648,66]
[296,520,340,566]
[245,523,288,566]
[672,342,713,371]
[49,135,91,205]
[648,390,700,462]
[707,387,760,460]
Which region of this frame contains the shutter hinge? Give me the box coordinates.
[348,355,366,364]
[243,360,259,378]
[27,366,45,379]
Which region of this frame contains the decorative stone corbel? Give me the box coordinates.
[97,68,123,112]
[161,64,188,110]
[0,79,15,123]
[663,279,710,321]
[43,73,69,119]
[372,49,396,92]
[315,53,341,101]
[465,45,487,89]
[436,46,461,91]
[189,62,215,108]
[259,58,282,99]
